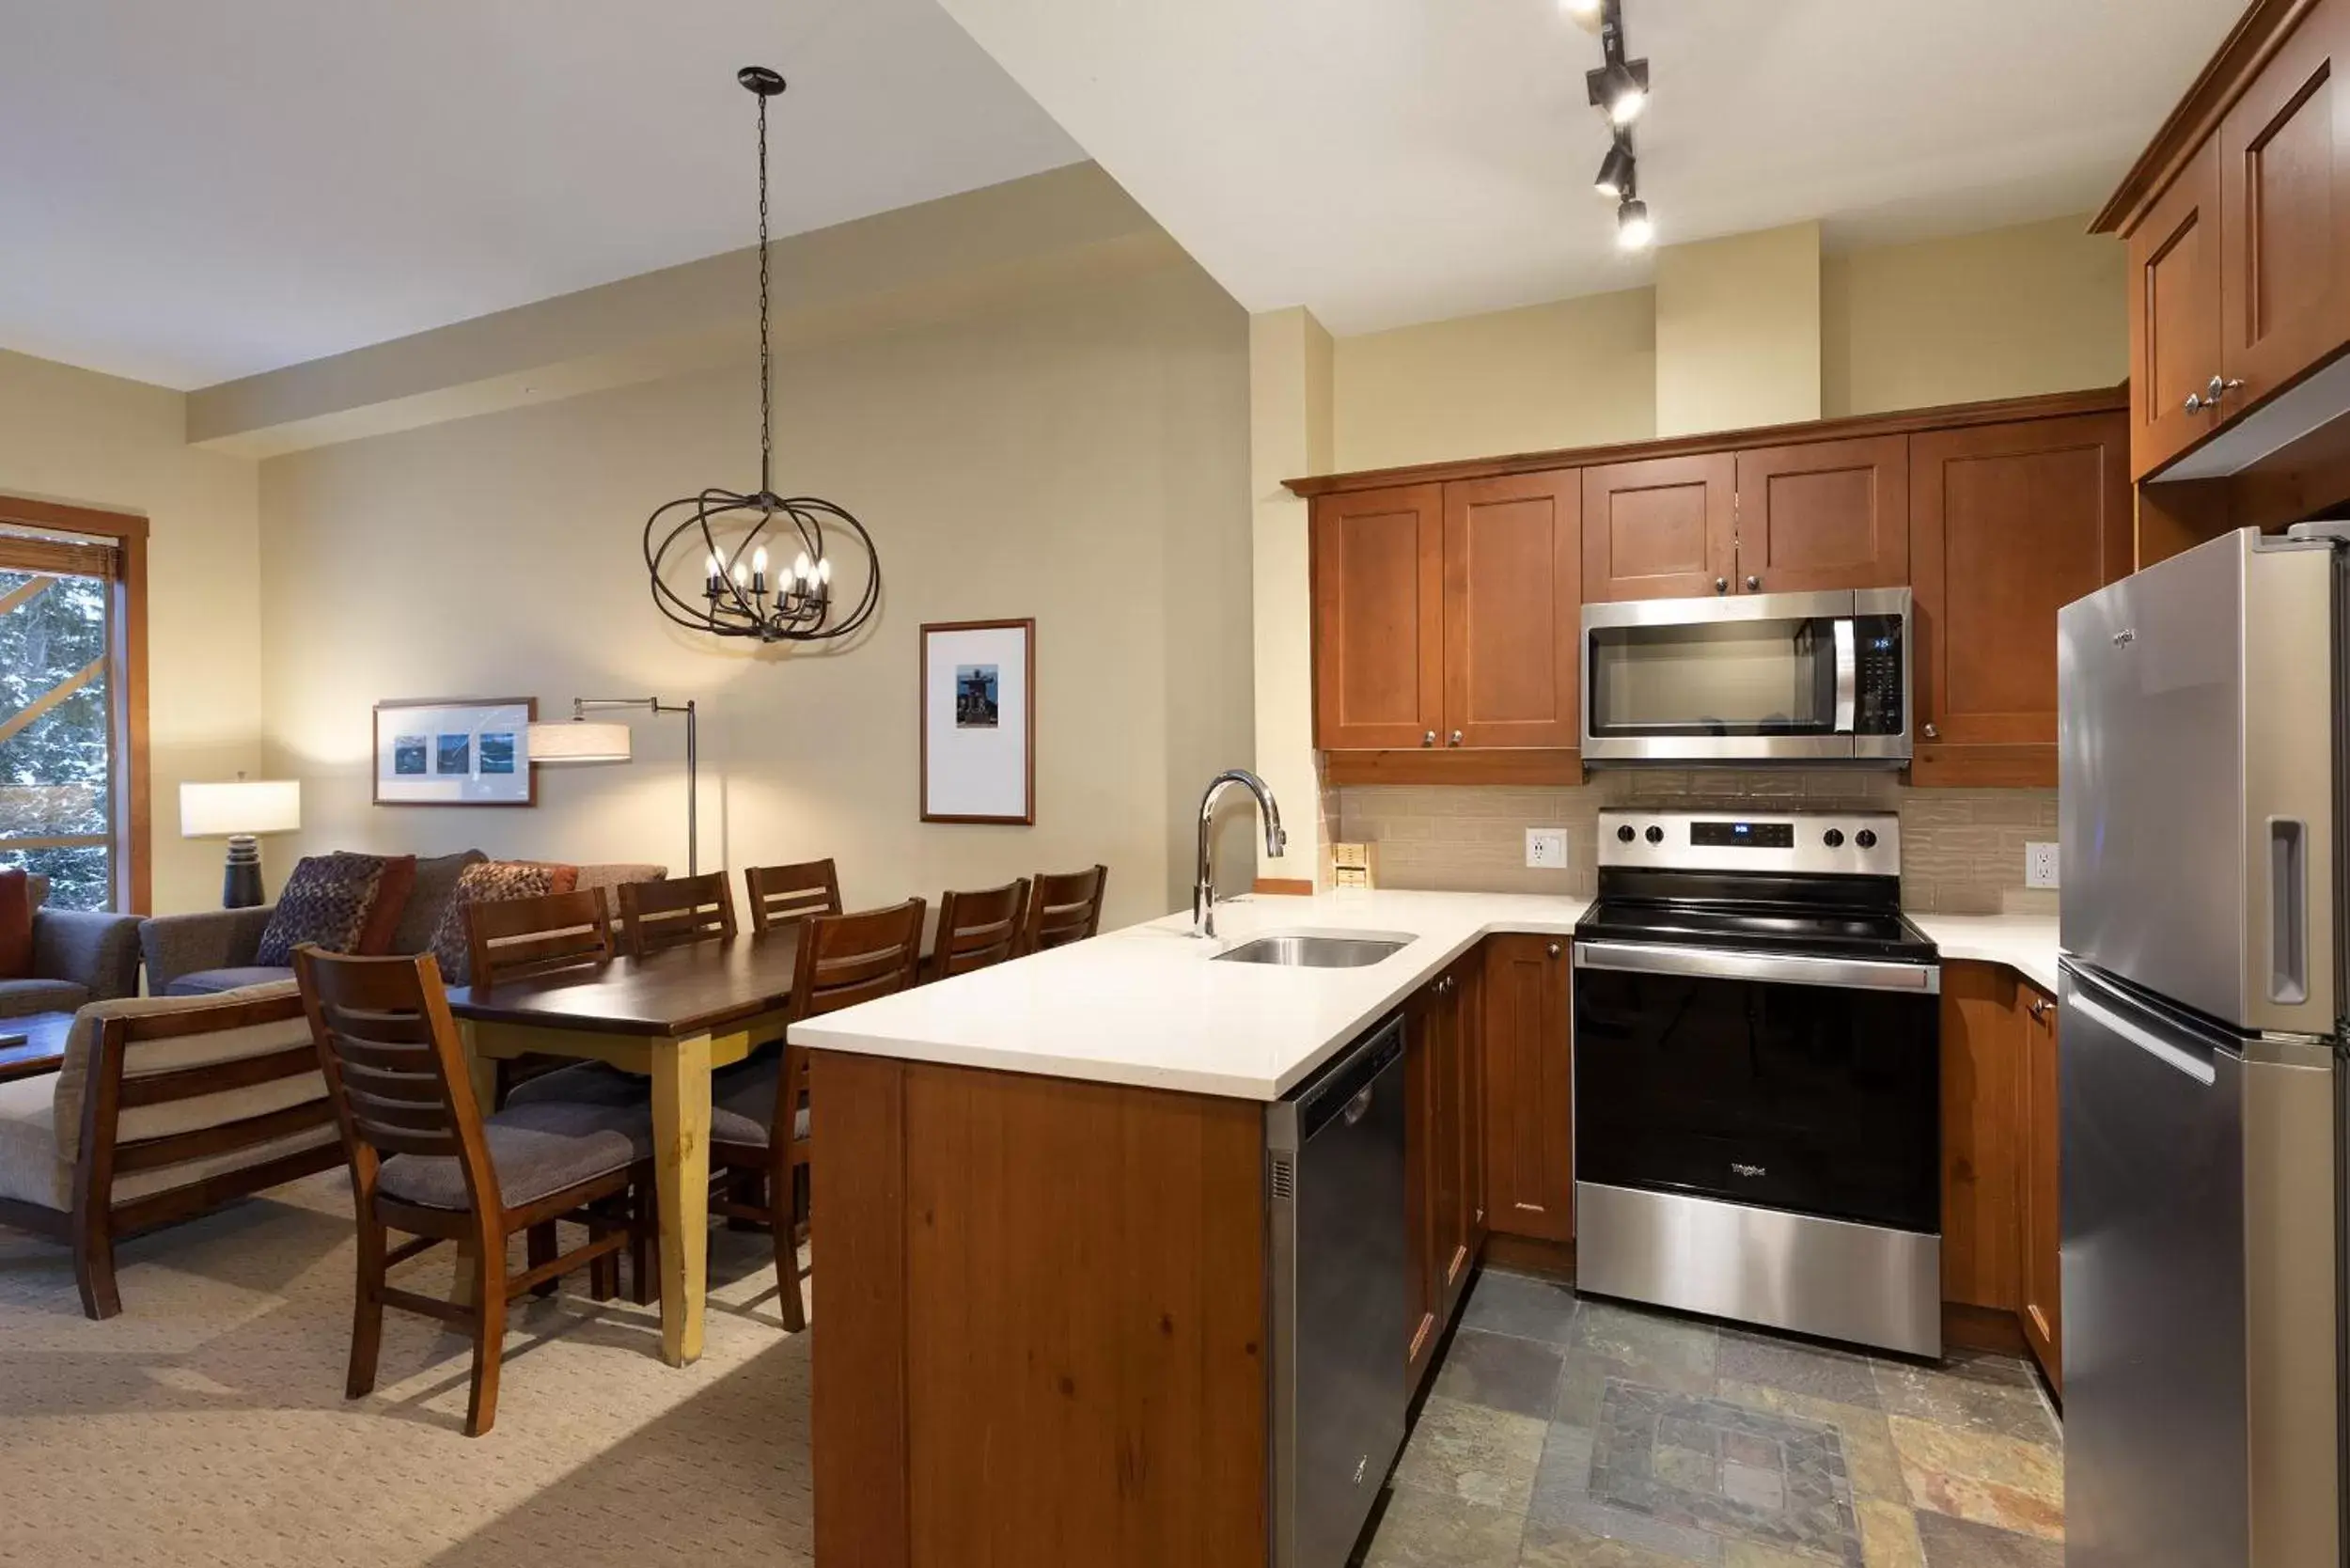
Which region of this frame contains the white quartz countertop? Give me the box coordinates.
[791,890,2062,1101]
[791,888,1587,1101]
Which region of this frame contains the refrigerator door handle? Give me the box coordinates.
[2266,817,2309,1005]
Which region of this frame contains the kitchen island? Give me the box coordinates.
[792,888,1582,1568]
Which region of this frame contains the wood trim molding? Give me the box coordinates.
[1284,386,2129,499]
[0,494,151,914]
[2091,0,2322,236]
[1321,748,1585,788]
[1251,878,1316,896]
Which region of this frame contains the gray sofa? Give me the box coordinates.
[0,875,143,1018]
[138,853,666,996]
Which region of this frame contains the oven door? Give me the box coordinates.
[1573,940,1941,1232]
[1581,588,1910,763]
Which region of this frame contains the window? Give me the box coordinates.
[0,500,149,913]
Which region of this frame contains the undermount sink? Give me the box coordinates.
[1213,932,1411,969]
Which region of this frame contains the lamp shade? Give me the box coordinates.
[527,720,633,763]
[180,779,301,839]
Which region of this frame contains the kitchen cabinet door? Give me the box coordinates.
[1581,453,1736,602]
[1940,962,2025,1313]
[1404,980,1440,1387]
[1311,484,1445,750]
[2219,0,2350,419]
[1731,436,1909,593]
[1443,471,1582,748]
[1481,933,1574,1244]
[1909,412,2132,787]
[2019,984,2062,1392]
[2127,139,2225,478]
[1455,956,1488,1284]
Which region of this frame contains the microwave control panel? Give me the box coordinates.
[1853,618,1904,735]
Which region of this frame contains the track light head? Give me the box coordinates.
[1560,0,1604,30]
[1588,57,1650,126]
[1616,197,1653,250]
[1594,139,1636,201]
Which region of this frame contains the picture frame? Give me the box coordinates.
[373,697,538,808]
[920,619,1034,825]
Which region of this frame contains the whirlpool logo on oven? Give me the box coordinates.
[1730,1162,1766,1179]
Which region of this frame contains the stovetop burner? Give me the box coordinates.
[1576,898,1937,964]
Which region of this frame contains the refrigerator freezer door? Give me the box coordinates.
[2059,528,2337,1034]
[2060,961,2248,1568]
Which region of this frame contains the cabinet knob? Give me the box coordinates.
[1449,729,1464,746]
[1423,729,1436,747]
[1547,942,1562,958]
[1714,576,1729,594]
[1921,721,1939,741]
[1745,574,1761,592]
[2185,391,2205,414]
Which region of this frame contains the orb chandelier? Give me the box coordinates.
[643,66,882,644]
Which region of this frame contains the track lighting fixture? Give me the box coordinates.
[1588,56,1650,126]
[1594,137,1636,201]
[1616,197,1653,250]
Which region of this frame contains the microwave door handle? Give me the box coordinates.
[1832,618,1856,733]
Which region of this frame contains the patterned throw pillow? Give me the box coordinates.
[427,860,561,987]
[254,853,391,966]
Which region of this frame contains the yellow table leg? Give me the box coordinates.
[650,1031,713,1366]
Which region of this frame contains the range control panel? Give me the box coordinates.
[1596,809,1902,878]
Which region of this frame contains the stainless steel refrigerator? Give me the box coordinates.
[2059,523,2344,1568]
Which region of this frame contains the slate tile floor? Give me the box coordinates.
[1364,1269,2063,1567]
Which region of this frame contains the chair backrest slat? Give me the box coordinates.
[744,859,842,933]
[296,949,501,1212]
[932,879,1029,980]
[619,873,737,959]
[1020,865,1108,955]
[467,887,613,991]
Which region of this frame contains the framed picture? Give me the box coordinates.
[920,619,1034,824]
[373,697,538,807]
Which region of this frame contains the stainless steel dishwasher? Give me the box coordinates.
[1265,1012,1409,1568]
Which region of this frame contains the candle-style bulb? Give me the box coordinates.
[817,557,833,585]
[793,551,812,583]
[731,561,748,586]
[752,545,768,575]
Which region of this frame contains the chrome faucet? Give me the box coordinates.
[1194,768,1286,939]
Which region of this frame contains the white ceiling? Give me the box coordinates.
[933,0,2242,335]
[0,0,1084,389]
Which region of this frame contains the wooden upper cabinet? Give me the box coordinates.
[1581,452,1735,602]
[1311,484,1444,750]
[1481,934,1574,1245]
[2128,140,2224,478]
[1731,435,1910,593]
[1909,412,2132,787]
[1444,473,1581,747]
[2219,2,2350,413]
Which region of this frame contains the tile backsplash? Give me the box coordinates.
[1333,769,2058,915]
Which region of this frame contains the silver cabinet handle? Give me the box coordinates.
[1714,576,1729,594]
[2185,391,2205,413]
[1547,942,1562,958]
[1422,729,1436,747]
[1921,721,1939,740]
[2189,376,2248,413]
[1449,729,1463,746]
[1746,574,1761,591]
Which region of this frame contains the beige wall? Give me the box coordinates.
[1249,308,1334,886]
[258,254,1252,930]
[0,349,264,914]
[1654,222,1824,437]
[1822,213,2126,417]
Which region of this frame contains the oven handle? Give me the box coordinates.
[1832,618,1856,734]
[1573,939,1940,995]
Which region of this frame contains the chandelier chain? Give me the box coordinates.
[757,88,773,499]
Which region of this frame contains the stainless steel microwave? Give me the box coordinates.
[1580,588,1912,764]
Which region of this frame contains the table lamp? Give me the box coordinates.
[180,778,302,908]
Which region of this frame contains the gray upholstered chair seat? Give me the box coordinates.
[376,1099,650,1211]
[165,965,296,997]
[707,1054,808,1147]
[0,978,89,1017]
[501,1061,649,1110]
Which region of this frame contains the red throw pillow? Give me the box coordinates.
[0,868,30,979]
[357,855,417,955]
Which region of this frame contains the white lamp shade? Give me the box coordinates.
[180,779,302,839]
[527,720,633,763]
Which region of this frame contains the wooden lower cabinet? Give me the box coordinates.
[1480,933,1574,1244]
[2019,982,2062,1392]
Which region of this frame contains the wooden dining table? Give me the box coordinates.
[447,928,803,1366]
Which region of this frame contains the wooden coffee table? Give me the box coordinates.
[0,1011,77,1081]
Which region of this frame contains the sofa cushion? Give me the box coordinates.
[389,850,490,957]
[356,855,418,955]
[164,966,296,997]
[0,1072,61,1207]
[0,978,87,1017]
[254,853,390,966]
[377,1098,650,1211]
[426,861,563,986]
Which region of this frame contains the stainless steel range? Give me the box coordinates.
[1573,808,1943,1356]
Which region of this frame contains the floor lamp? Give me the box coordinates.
[529,698,699,876]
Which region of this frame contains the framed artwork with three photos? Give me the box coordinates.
[373,697,538,807]
[920,619,1033,824]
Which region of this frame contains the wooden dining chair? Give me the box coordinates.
[928,879,1029,981]
[618,872,737,959]
[468,887,616,1105]
[295,947,651,1437]
[743,859,843,933]
[709,898,925,1332]
[1018,864,1109,954]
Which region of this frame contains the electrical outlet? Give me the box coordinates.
[2025,842,2060,889]
[1526,827,1569,870]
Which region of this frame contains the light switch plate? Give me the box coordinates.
[2025,842,2060,889]
[1526,827,1568,870]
